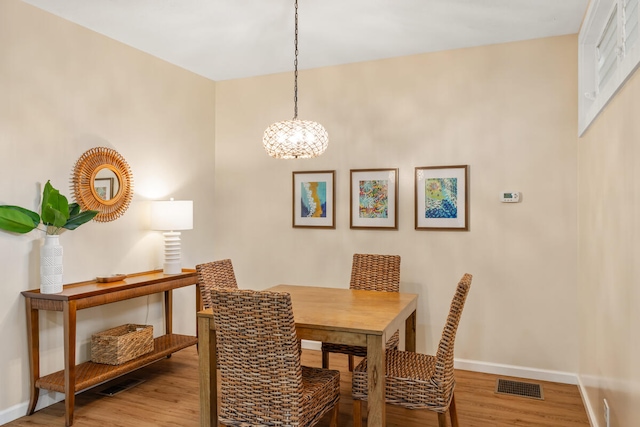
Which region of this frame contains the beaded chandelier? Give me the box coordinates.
[262,0,328,159]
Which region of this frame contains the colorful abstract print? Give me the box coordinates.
[301,181,327,218]
[425,178,458,218]
[359,180,388,218]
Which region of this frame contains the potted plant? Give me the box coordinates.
[0,180,98,234]
[0,180,99,293]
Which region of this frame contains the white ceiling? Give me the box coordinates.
[21,0,589,81]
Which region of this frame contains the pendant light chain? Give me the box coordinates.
[293,0,299,120]
[261,0,329,159]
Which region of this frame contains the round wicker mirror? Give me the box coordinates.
[72,147,133,222]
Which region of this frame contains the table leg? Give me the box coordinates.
[405,310,416,352]
[195,286,202,344]
[63,301,77,427]
[196,284,203,312]
[198,315,217,427]
[366,334,386,427]
[165,290,173,335]
[25,297,40,415]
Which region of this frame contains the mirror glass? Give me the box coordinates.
[72,147,133,222]
[93,167,121,202]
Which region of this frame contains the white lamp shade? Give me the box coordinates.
[150,200,193,231]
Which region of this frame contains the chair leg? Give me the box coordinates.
[449,392,459,427]
[353,399,362,427]
[348,354,354,371]
[437,412,448,427]
[329,401,339,427]
[322,350,329,369]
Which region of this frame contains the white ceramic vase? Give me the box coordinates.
[40,234,63,294]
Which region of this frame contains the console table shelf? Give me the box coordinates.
[35,334,197,393]
[21,269,200,427]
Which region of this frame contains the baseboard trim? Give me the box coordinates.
[302,341,579,386]
[454,358,578,385]
[577,374,598,427]
[0,390,62,425]
[0,402,28,426]
[301,339,322,351]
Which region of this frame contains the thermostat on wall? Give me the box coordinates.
[501,192,520,203]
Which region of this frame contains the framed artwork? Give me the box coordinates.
[415,165,469,230]
[350,168,398,230]
[292,170,335,228]
[94,177,114,201]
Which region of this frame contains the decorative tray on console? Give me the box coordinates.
[96,274,127,283]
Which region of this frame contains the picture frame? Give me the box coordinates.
[415,165,469,231]
[350,168,398,230]
[292,170,335,228]
[94,177,114,201]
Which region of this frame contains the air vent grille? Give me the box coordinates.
[495,378,544,400]
[97,377,145,396]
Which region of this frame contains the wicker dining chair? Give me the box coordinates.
[321,253,401,371]
[210,288,340,427]
[351,273,473,427]
[195,259,238,310]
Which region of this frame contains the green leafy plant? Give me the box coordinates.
[0,181,99,235]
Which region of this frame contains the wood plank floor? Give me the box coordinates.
[4,346,590,427]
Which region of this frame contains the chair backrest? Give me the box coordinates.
[195,259,238,309]
[434,273,473,391]
[350,253,401,292]
[210,288,304,425]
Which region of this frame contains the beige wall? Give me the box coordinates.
[0,1,216,421]
[1,1,600,424]
[214,36,579,373]
[578,66,640,425]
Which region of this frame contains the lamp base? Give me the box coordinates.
[162,231,182,275]
[163,261,182,275]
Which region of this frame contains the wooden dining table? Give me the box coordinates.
[197,284,418,427]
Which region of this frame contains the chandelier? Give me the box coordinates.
[262,0,328,159]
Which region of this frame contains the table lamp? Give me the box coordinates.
[150,199,193,274]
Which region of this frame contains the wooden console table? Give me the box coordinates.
[21,269,200,427]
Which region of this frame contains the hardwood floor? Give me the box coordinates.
[3,346,590,427]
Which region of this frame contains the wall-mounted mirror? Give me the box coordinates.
[71,147,133,222]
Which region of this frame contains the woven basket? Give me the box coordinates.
[91,324,153,365]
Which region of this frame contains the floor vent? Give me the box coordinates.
[495,378,544,400]
[97,378,145,397]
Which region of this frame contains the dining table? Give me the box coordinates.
[197,284,418,427]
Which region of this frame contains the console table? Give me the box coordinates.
[21,269,200,427]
